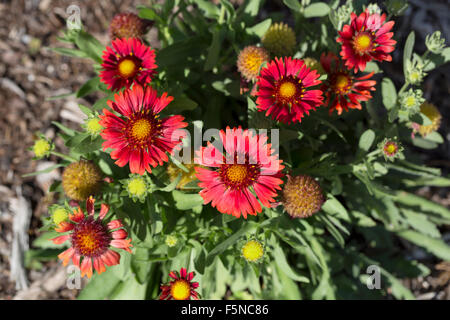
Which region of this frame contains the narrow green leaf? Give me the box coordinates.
[304,2,330,17]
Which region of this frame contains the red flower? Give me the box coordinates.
[195,127,284,219]
[320,52,376,115]
[255,57,323,124]
[51,197,132,279]
[337,9,396,72]
[100,38,157,91]
[160,268,200,300]
[99,85,187,175]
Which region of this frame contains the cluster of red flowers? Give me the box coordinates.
[254,9,395,119]
[51,8,397,299]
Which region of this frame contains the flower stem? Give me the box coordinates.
[51,151,78,162]
[398,82,409,96]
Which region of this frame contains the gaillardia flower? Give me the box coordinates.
[237,46,269,81]
[109,12,149,40]
[417,102,442,137]
[62,160,103,201]
[262,22,296,57]
[100,38,157,91]
[255,57,323,124]
[241,239,264,263]
[99,85,188,175]
[320,52,376,115]
[379,137,403,161]
[282,175,325,218]
[51,197,133,278]
[159,268,199,300]
[195,127,284,219]
[337,9,396,72]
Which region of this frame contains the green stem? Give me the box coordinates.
[218,5,226,24]
[398,82,409,96]
[51,151,78,162]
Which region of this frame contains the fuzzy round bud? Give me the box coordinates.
[262,22,296,57]
[282,175,325,218]
[109,12,149,40]
[62,160,103,201]
[425,31,446,54]
[237,46,269,81]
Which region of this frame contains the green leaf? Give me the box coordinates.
[397,230,450,260]
[423,131,444,144]
[138,7,163,24]
[204,27,225,71]
[206,223,256,265]
[401,209,441,238]
[381,78,397,110]
[172,190,204,210]
[75,30,104,63]
[304,2,330,18]
[358,129,375,152]
[246,18,272,38]
[73,135,103,154]
[109,275,148,300]
[322,195,350,221]
[411,137,438,150]
[77,268,121,300]
[245,0,262,16]
[272,245,310,283]
[76,76,100,98]
[22,164,64,177]
[78,104,92,116]
[131,247,151,284]
[395,192,450,220]
[169,95,198,112]
[52,121,75,136]
[274,263,302,299]
[49,47,88,59]
[403,32,415,76]
[283,0,302,12]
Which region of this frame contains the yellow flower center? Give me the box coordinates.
[165,235,178,247]
[131,119,152,141]
[171,279,191,300]
[410,71,420,82]
[127,177,147,197]
[245,52,264,74]
[78,233,97,252]
[242,240,264,262]
[354,33,372,53]
[385,143,397,155]
[335,74,350,90]
[33,139,50,158]
[118,59,137,78]
[53,208,69,225]
[279,82,296,98]
[405,96,416,108]
[86,118,103,135]
[226,165,248,184]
